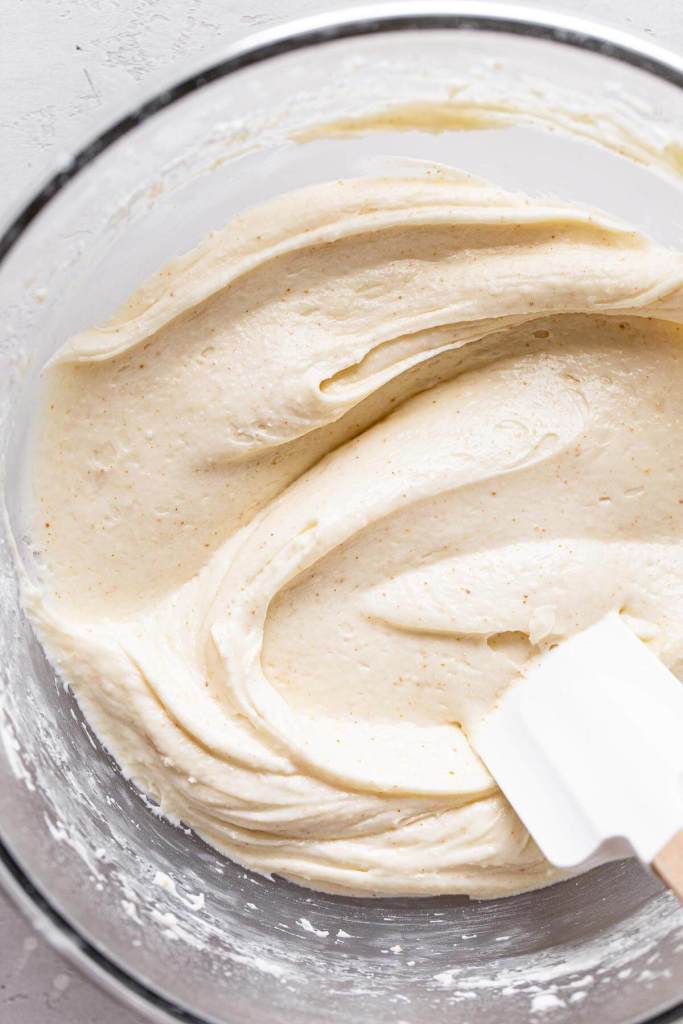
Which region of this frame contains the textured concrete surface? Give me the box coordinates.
[1,1,681,1021]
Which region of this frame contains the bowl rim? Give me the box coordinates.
[1,5,683,1023]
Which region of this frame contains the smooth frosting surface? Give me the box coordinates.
[27,167,683,896]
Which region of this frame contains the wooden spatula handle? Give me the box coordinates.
[653,829,683,900]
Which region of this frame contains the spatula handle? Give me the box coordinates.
[653,830,683,901]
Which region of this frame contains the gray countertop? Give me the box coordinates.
[1,0,681,1020]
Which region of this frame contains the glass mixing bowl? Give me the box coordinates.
[1,4,683,1022]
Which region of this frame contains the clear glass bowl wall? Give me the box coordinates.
[1,13,683,1024]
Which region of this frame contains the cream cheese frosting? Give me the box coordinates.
[26,166,683,897]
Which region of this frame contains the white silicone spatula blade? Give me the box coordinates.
[469,612,683,897]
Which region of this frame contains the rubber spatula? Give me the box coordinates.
[468,612,683,898]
